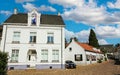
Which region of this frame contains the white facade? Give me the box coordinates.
[65,39,104,65]
[1,10,65,69]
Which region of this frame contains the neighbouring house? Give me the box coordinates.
[100,44,115,59]
[65,39,104,65]
[0,9,65,70]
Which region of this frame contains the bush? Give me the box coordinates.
[97,59,102,63]
[0,51,8,75]
[104,57,107,61]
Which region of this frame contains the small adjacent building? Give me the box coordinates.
[1,9,65,70]
[65,39,103,65]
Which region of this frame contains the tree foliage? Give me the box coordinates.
[88,29,99,48]
[70,37,78,43]
[0,51,8,75]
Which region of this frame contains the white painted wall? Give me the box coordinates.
[1,25,65,66]
[65,39,87,65]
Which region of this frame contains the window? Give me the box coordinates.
[29,32,36,43]
[12,32,20,43]
[52,50,59,62]
[86,55,90,61]
[69,47,72,52]
[41,50,48,62]
[31,13,37,25]
[11,49,19,62]
[47,33,54,44]
[92,55,96,61]
[75,54,82,61]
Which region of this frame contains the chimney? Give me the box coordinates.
[14,8,17,14]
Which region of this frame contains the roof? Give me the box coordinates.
[76,42,94,52]
[100,44,115,53]
[76,42,102,53]
[4,13,65,26]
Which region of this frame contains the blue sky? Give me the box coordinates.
[0,0,120,45]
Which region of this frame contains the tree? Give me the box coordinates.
[88,29,99,48]
[69,37,78,43]
[0,51,8,75]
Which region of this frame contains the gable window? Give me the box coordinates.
[11,49,19,62]
[29,32,36,43]
[31,13,37,25]
[52,50,59,62]
[47,33,54,44]
[41,49,48,62]
[75,54,82,61]
[12,32,20,43]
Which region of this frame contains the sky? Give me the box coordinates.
[0,0,120,45]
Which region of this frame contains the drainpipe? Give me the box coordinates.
[3,25,7,52]
[61,26,63,69]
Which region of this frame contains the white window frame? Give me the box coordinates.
[11,49,19,62]
[52,50,59,62]
[29,32,36,43]
[47,33,54,44]
[41,49,48,62]
[12,32,20,43]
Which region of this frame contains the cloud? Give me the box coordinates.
[16,0,35,3]
[95,25,120,38]
[23,3,56,12]
[49,0,84,8]
[0,10,12,16]
[49,0,120,25]
[65,29,90,43]
[65,24,120,45]
[107,0,120,9]
[98,39,108,45]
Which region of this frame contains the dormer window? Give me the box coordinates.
[31,13,37,25]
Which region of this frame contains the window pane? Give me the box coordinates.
[13,32,20,42]
[11,49,19,62]
[47,33,54,43]
[30,32,36,43]
[41,50,48,62]
[52,50,59,62]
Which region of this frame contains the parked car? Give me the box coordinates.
[65,60,76,69]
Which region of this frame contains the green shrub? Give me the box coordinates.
[0,51,8,75]
[97,59,102,63]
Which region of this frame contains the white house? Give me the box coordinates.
[65,39,104,65]
[1,9,65,70]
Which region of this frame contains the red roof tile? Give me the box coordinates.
[76,42,102,53]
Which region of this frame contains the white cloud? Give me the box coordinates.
[95,25,120,38]
[65,25,120,44]
[98,39,108,45]
[65,29,90,43]
[49,0,84,8]
[38,5,56,12]
[23,3,56,12]
[0,10,12,16]
[107,0,120,9]
[16,0,35,3]
[23,3,36,11]
[49,0,120,25]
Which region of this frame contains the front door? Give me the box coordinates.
[27,50,37,62]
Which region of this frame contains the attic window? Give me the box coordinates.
[69,47,72,52]
[31,13,37,25]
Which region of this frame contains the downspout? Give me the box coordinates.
[3,25,7,52]
[61,26,62,69]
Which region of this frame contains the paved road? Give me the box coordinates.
[8,60,120,75]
